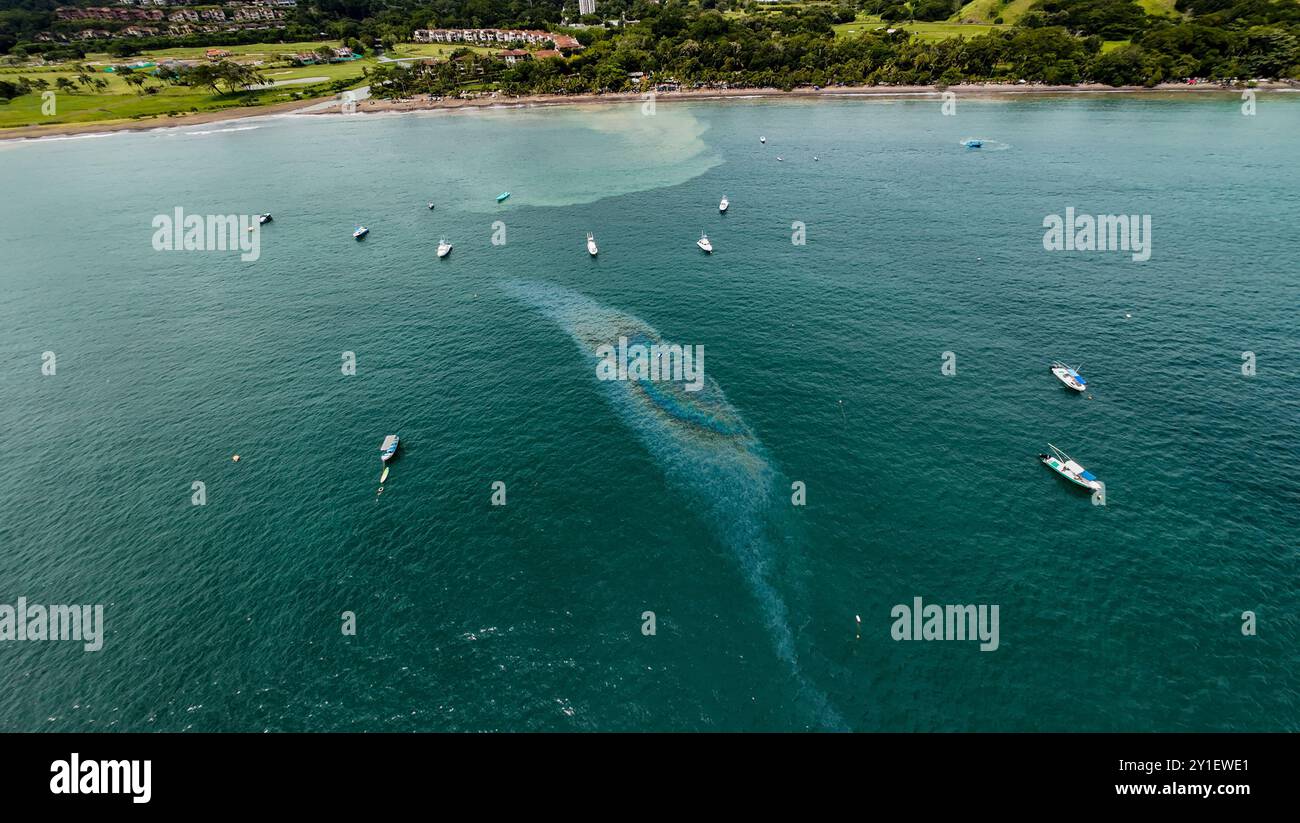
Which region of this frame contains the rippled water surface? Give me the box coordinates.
[0,95,1296,731]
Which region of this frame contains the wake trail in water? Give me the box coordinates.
[504,279,847,730]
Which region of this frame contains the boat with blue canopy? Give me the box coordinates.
[1050,362,1087,392]
[1038,444,1101,491]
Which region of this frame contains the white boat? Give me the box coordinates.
[257,213,272,224]
[1050,362,1087,392]
[586,232,598,256]
[437,237,452,258]
[760,136,766,144]
[380,434,400,463]
[1038,444,1101,492]
[427,202,435,210]
[697,231,713,253]
[353,226,369,240]
[719,196,729,213]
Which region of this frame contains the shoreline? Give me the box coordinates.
[4,81,1295,140]
[328,81,1297,117]
[0,95,325,141]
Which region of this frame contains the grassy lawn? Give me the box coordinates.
[834,14,1006,42]
[950,0,1039,24]
[1136,0,1181,16]
[385,43,496,60]
[0,36,535,129]
[0,44,376,129]
[100,41,354,63]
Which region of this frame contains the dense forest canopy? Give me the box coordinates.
[1,0,1298,90]
[361,0,1300,94]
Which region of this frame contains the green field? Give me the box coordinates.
[950,0,1038,25]
[1136,0,1182,16]
[834,12,1132,54]
[384,43,496,59]
[93,40,354,63]
[0,42,375,130]
[834,14,1005,42]
[952,0,1183,23]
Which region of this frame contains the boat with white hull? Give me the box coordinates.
[1050,362,1087,392]
[1038,444,1101,491]
[437,237,452,258]
[719,196,729,213]
[587,232,598,256]
[697,232,713,253]
[380,434,400,463]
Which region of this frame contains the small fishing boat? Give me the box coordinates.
[963,139,983,149]
[1038,444,1101,492]
[437,237,452,258]
[496,192,511,202]
[380,434,399,463]
[586,232,598,256]
[353,226,369,240]
[719,196,729,213]
[1050,362,1087,392]
[697,232,713,253]
[427,202,435,210]
[257,213,272,224]
[776,156,783,162]
[760,136,766,144]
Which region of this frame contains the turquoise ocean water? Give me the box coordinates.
[0,94,1296,731]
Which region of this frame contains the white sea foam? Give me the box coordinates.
[183,125,262,136]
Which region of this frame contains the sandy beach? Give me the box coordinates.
[4,81,1294,140]
[308,81,1296,115]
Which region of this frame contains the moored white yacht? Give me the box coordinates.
[353,226,369,240]
[437,237,452,258]
[1038,444,1101,492]
[586,232,598,256]
[719,196,729,213]
[697,232,713,253]
[1050,362,1087,392]
[380,434,400,463]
